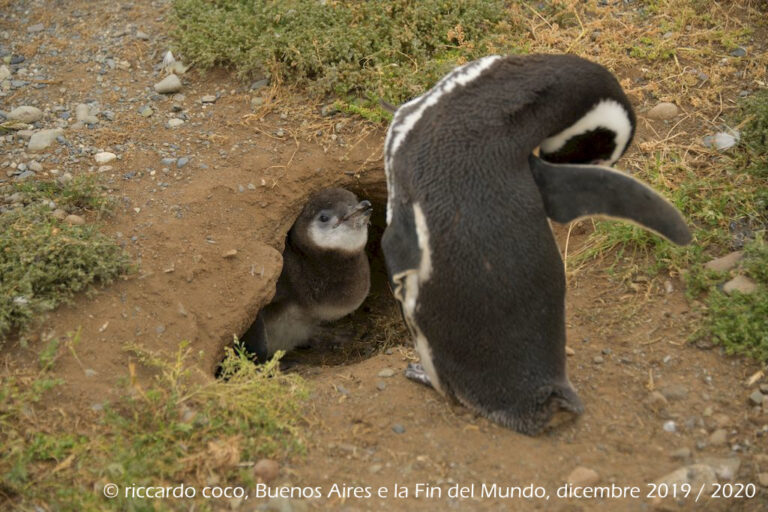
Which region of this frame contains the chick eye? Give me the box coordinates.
[319,214,330,223]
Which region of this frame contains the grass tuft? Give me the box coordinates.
[171,0,509,108]
[1,341,308,509]
[0,177,131,340]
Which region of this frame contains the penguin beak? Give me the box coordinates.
[338,200,372,226]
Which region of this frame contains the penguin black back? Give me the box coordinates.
[382,54,690,435]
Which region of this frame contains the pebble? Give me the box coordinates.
[650,465,716,504]
[647,102,679,120]
[723,275,757,295]
[201,95,217,103]
[161,157,177,166]
[167,118,184,128]
[15,170,35,181]
[593,355,604,364]
[27,23,45,33]
[0,65,10,81]
[51,209,67,220]
[566,466,600,486]
[75,103,91,122]
[253,459,279,482]
[275,128,285,137]
[135,31,150,40]
[663,421,676,433]
[94,152,116,164]
[709,428,728,446]
[8,105,43,123]
[84,368,97,378]
[699,457,741,480]
[748,390,764,406]
[705,251,743,272]
[376,382,386,391]
[177,157,189,168]
[222,249,237,258]
[154,74,182,94]
[139,106,153,117]
[758,473,768,487]
[377,368,395,378]
[730,47,747,57]
[661,384,688,401]
[670,447,691,460]
[28,128,64,151]
[702,131,739,151]
[645,391,669,413]
[565,346,575,356]
[27,161,43,172]
[392,424,405,434]
[64,214,85,225]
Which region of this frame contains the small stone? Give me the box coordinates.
[154,74,182,94]
[650,465,716,504]
[84,368,97,378]
[28,128,64,151]
[250,78,270,90]
[15,170,35,181]
[760,384,768,394]
[392,424,405,434]
[566,466,600,487]
[702,131,739,151]
[699,457,741,480]
[51,209,67,220]
[275,128,285,137]
[670,447,691,460]
[75,103,91,122]
[27,23,45,33]
[0,65,10,81]
[593,355,604,364]
[647,102,679,120]
[378,368,395,378]
[376,382,386,391]
[704,251,743,272]
[723,275,757,295]
[749,390,765,406]
[135,30,150,40]
[167,118,184,128]
[64,214,85,225]
[8,106,43,123]
[711,414,732,428]
[758,473,768,487]
[730,47,747,57]
[661,384,689,401]
[709,429,728,446]
[368,463,382,474]
[98,165,112,173]
[201,95,217,103]
[94,152,116,164]
[57,172,73,185]
[27,161,43,172]
[253,459,279,482]
[663,421,677,432]
[565,346,575,356]
[177,157,189,168]
[222,249,237,258]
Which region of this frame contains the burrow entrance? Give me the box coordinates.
[225,185,410,374]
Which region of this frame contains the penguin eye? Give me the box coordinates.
[318,214,330,223]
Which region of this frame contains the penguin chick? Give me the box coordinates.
[241,188,372,360]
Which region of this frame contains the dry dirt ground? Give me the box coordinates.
[1,1,767,511]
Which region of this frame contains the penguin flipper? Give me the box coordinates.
[529,155,692,245]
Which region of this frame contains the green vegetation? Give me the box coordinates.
[1,341,308,510]
[0,176,131,340]
[171,0,512,110]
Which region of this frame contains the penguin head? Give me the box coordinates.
[291,188,372,254]
[539,98,635,166]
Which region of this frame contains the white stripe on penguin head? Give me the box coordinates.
[540,99,632,165]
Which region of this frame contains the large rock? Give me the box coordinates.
[704,251,743,272]
[8,105,43,123]
[28,128,64,151]
[723,275,757,295]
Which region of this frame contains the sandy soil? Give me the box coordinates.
[1,1,766,511]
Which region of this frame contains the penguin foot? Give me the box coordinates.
[404,363,433,388]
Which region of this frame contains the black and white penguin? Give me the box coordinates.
[382,54,691,435]
[241,188,372,360]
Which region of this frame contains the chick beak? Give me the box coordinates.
[337,200,372,226]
